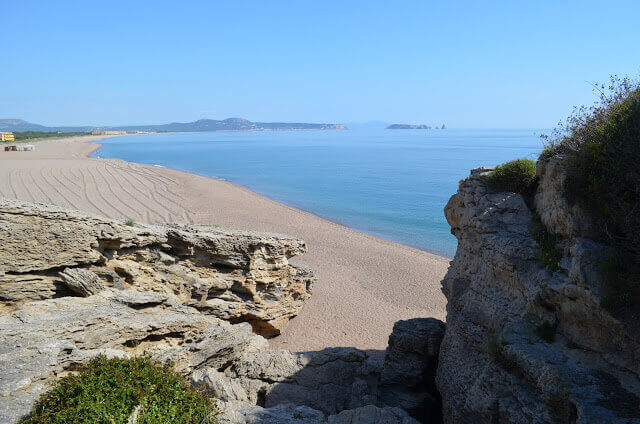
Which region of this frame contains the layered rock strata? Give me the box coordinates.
[0,198,313,422]
[0,198,314,335]
[436,164,640,423]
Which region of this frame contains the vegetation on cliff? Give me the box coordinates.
[542,76,640,310]
[20,356,217,424]
[488,158,537,195]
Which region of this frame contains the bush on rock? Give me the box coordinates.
[20,356,217,424]
[488,158,537,195]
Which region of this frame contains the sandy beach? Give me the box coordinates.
[0,136,449,351]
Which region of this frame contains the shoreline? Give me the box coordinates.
[88,138,454,259]
[0,135,450,351]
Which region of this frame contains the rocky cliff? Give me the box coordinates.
[436,159,640,423]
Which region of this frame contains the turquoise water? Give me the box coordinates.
[92,129,544,257]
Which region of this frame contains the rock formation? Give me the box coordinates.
[436,161,640,423]
[0,198,314,335]
[0,198,312,422]
[193,319,443,423]
[0,198,445,423]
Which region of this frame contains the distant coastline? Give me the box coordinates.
[0,117,346,133]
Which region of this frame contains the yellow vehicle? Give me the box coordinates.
[0,132,15,142]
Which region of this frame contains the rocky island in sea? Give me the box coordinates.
[386,124,446,129]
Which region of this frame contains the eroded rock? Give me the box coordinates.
[59,267,105,296]
[437,167,640,423]
[0,198,314,335]
[0,289,267,423]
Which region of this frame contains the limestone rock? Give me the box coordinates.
[0,275,71,306]
[437,167,640,423]
[378,318,444,422]
[59,267,105,296]
[225,348,383,414]
[0,198,314,335]
[215,401,326,424]
[328,405,421,424]
[535,155,599,239]
[0,197,313,422]
[0,289,266,423]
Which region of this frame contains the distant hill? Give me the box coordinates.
[0,119,52,132]
[0,118,346,133]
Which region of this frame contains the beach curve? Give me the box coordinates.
[0,135,449,351]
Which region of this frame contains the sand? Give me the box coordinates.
[0,136,449,351]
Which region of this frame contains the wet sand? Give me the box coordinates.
[0,136,449,351]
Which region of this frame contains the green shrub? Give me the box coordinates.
[125,218,135,227]
[488,158,537,195]
[542,75,640,312]
[540,145,556,159]
[20,356,217,424]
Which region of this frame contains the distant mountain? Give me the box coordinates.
[0,119,50,132]
[0,118,346,133]
[386,124,432,129]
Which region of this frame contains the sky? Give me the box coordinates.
[1,0,639,128]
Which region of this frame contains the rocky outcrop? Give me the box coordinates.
[0,198,314,335]
[192,328,441,424]
[0,289,267,423]
[437,166,640,423]
[0,197,313,422]
[0,198,447,423]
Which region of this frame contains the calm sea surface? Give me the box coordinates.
[92,129,544,257]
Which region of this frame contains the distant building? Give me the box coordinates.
[92,130,127,135]
[4,144,34,151]
[0,132,15,142]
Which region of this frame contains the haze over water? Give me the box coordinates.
[93,129,544,256]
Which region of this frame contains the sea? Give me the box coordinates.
[91,128,544,257]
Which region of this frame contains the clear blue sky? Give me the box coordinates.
[1,0,639,128]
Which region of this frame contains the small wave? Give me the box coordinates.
[153,164,166,168]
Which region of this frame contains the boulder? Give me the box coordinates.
[59,267,105,296]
